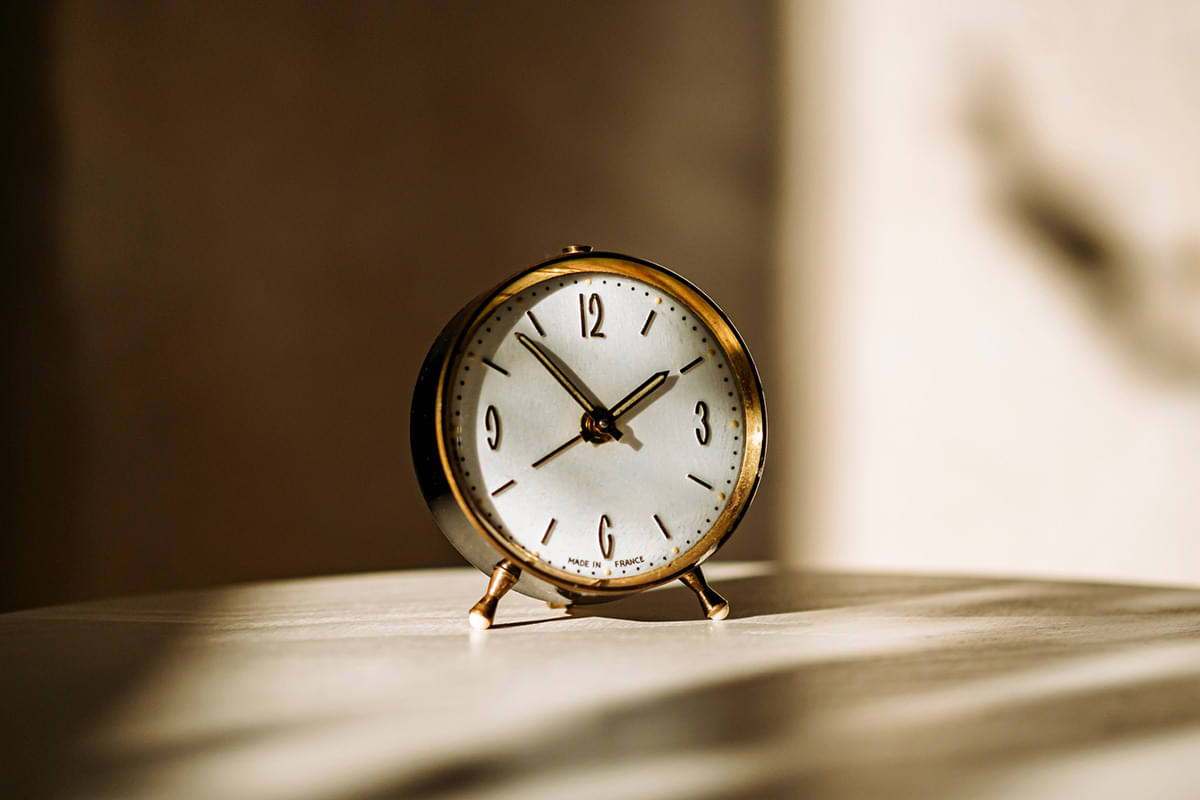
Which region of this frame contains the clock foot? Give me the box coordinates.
[679,567,730,620]
[468,561,521,630]
[546,601,568,610]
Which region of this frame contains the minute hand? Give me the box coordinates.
[514,332,601,415]
[610,370,670,419]
[514,333,623,440]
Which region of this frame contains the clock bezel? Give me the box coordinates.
[413,250,766,599]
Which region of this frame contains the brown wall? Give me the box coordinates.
[2,1,779,609]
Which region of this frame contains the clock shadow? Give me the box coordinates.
[566,567,1005,622]
[565,569,805,622]
[486,614,576,631]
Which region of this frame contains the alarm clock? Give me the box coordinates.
[410,247,766,628]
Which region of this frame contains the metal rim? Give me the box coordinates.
[429,251,766,594]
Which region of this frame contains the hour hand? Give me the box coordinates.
[610,370,670,419]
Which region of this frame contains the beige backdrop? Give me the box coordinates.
[779,0,1200,586]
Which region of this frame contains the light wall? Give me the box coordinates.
[779,0,1200,586]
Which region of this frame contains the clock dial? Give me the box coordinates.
[444,269,751,586]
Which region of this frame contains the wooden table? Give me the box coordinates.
[3,563,1199,799]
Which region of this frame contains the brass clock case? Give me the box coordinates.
[410,249,766,611]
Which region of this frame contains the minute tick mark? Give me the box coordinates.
[526,311,546,337]
[640,310,657,336]
[482,358,510,376]
[653,514,671,539]
[540,518,557,545]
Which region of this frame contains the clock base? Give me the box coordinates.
[680,567,731,620]
[468,561,521,630]
[468,563,730,627]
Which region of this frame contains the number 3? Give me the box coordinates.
[694,401,711,445]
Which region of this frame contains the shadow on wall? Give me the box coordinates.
[965,66,1200,385]
[0,3,79,611]
[1,1,781,610]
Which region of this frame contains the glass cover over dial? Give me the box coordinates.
[444,266,755,587]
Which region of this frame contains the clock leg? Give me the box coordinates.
[468,561,521,630]
[679,567,730,620]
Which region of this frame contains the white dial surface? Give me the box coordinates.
[446,270,750,583]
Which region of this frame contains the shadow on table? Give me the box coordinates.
[1,591,210,799]
[365,572,1200,800]
[7,567,1200,800]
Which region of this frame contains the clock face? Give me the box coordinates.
[439,258,763,590]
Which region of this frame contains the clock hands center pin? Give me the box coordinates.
[514,331,621,442]
[531,369,671,469]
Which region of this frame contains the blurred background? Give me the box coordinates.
[0,0,781,611]
[779,0,1200,586]
[3,0,1198,612]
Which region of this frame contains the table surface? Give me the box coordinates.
[3,562,1200,799]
